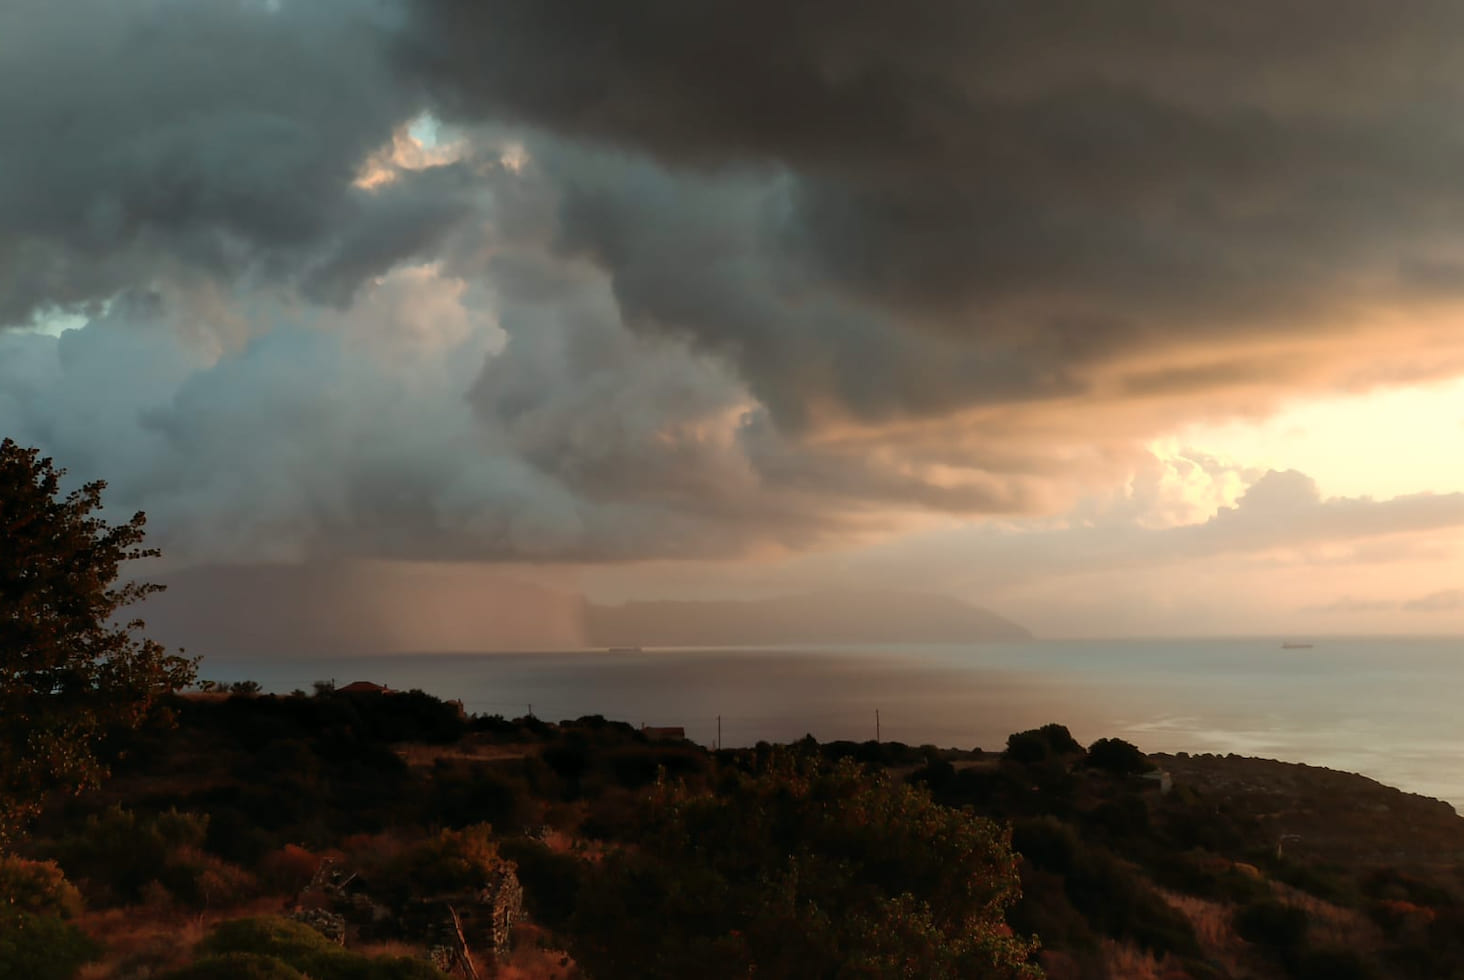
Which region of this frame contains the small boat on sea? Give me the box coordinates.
[1280,641,1314,649]
[607,646,643,654]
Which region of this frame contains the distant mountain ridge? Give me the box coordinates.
[143,565,1028,654]
[585,590,1030,647]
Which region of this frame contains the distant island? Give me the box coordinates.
[142,566,1028,654]
[585,589,1031,647]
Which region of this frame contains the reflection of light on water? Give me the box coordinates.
[199,636,1464,809]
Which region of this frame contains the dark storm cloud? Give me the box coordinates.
[396,0,1464,426]
[7,0,1464,570]
[0,0,478,327]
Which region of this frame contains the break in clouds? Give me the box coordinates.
[7,0,1464,566]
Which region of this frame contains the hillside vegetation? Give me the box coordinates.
[6,686,1464,979]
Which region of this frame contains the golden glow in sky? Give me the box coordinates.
[1158,376,1464,502]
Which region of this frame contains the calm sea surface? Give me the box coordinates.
[199,636,1464,809]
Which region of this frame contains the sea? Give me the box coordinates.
[198,636,1464,810]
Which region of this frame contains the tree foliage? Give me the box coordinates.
[0,439,195,844]
[1083,738,1152,776]
[569,753,1041,979]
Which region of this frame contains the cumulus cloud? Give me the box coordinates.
[0,0,480,326]
[6,0,1464,575]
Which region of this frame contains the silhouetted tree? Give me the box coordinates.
[1004,723,1084,765]
[0,439,195,844]
[1084,738,1152,775]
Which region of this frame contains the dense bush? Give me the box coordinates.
[0,856,82,919]
[1146,850,1269,904]
[1003,731,1050,765]
[1084,737,1152,775]
[1233,899,1308,953]
[498,838,584,931]
[46,804,255,907]
[49,805,206,900]
[1012,817,1198,956]
[161,952,308,980]
[197,917,447,980]
[430,763,534,830]
[1292,947,1375,980]
[0,909,99,980]
[569,754,1040,980]
[376,825,506,899]
[259,845,325,895]
[1004,724,1083,765]
[1272,859,1356,906]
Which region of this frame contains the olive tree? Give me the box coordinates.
[0,439,195,844]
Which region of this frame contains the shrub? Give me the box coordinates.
[1147,850,1268,904]
[430,764,532,830]
[1012,817,1198,956]
[161,952,309,980]
[0,909,99,980]
[196,917,449,980]
[1084,738,1152,775]
[1004,731,1052,765]
[50,804,210,902]
[1004,724,1083,765]
[384,825,504,896]
[1233,899,1308,952]
[0,856,82,919]
[498,838,584,930]
[260,845,325,895]
[199,916,340,963]
[49,804,257,908]
[1273,860,1355,906]
[1036,724,1084,755]
[170,847,259,909]
[1293,947,1375,980]
[569,754,1040,980]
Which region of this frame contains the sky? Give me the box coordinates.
[3,0,1463,645]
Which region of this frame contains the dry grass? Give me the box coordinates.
[1160,890,1237,951]
[73,896,288,979]
[1271,882,1382,952]
[1157,889,1273,979]
[395,738,534,768]
[1157,881,1384,979]
[355,939,429,959]
[492,923,581,980]
[1099,939,1190,980]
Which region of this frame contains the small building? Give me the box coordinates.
[1141,769,1173,794]
[338,680,392,695]
[641,725,686,741]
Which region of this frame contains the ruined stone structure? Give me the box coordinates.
[299,855,524,961]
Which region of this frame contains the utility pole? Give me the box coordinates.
[717,714,722,750]
[875,709,880,743]
[527,703,533,719]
